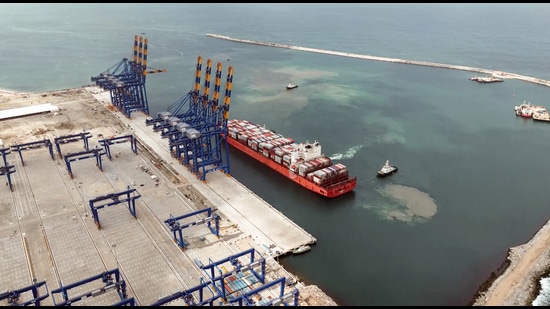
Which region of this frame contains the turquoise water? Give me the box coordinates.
[2,3,550,305]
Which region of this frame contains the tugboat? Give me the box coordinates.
[377,160,398,177]
[286,81,298,90]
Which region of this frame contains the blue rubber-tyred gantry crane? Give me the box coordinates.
[0,146,16,191]
[91,35,166,118]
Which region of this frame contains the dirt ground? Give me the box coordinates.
[0,86,338,306]
[0,87,128,146]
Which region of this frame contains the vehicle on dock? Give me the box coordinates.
[377,160,398,177]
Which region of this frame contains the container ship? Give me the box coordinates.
[226,119,357,198]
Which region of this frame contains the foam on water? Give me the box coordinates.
[533,277,550,306]
[329,144,364,160]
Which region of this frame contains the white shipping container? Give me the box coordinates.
[313,175,322,184]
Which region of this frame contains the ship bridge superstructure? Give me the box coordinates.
[290,141,322,165]
[145,55,234,182]
[91,35,166,118]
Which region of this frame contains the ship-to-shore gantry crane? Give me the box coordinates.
[145,55,234,182]
[91,35,166,118]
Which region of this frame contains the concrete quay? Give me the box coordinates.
[0,87,326,306]
[533,111,550,122]
[91,90,318,257]
[206,33,550,88]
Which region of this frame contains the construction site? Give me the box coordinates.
[0,35,335,306]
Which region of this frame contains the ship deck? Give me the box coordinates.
[0,87,316,306]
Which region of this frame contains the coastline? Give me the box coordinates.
[3,87,549,306]
[73,85,550,306]
[472,216,550,306]
[0,4,549,306]
[0,86,339,306]
[0,89,19,95]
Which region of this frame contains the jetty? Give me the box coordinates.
[533,109,550,122]
[206,34,550,88]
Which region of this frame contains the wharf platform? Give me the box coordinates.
[533,112,550,122]
[0,86,322,306]
[206,33,550,88]
[532,108,550,122]
[97,94,318,257]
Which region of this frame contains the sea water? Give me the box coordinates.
[1,3,550,306]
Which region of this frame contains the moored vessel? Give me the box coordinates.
[469,75,503,83]
[515,101,535,118]
[225,119,357,198]
[478,76,503,83]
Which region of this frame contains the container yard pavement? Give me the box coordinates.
[0,86,334,306]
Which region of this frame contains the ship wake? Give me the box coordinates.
[329,145,364,160]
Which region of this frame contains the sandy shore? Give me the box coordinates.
[472,217,550,305]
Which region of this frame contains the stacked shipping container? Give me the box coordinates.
[227,119,353,188]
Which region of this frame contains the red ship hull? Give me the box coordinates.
[226,133,356,198]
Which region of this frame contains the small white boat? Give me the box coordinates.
[292,245,311,254]
[377,160,398,177]
[286,81,298,90]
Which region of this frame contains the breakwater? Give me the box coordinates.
[206,33,550,88]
